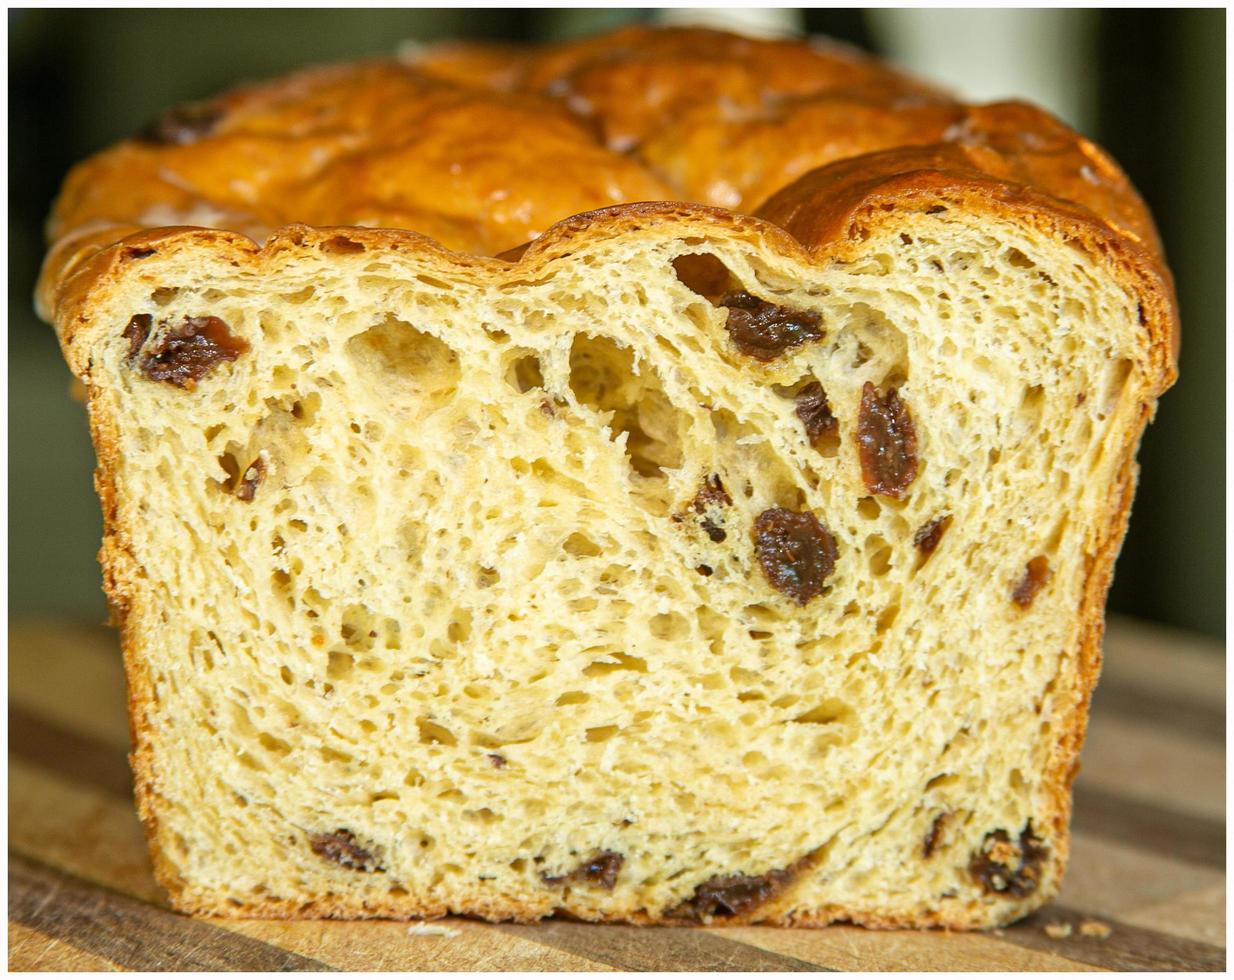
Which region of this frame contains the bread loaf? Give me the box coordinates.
[38,26,1177,928]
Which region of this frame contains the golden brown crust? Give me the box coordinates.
[38,25,1179,930]
[41,25,1167,290]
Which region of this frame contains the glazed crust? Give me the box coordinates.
[37,25,1178,929]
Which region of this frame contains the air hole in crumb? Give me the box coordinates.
[1005,247,1035,269]
[867,540,894,577]
[555,691,590,706]
[321,235,366,254]
[447,609,472,643]
[649,611,689,641]
[416,719,457,746]
[282,285,316,304]
[1101,358,1133,413]
[563,532,603,558]
[568,334,684,480]
[346,315,460,403]
[258,732,291,756]
[792,699,852,726]
[507,352,546,393]
[672,252,738,299]
[478,566,501,588]
[856,497,881,520]
[585,725,620,743]
[876,604,900,633]
[583,652,647,676]
[327,651,354,680]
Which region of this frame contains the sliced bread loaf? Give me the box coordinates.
[38,27,1177,928]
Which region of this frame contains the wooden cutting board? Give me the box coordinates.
[8,615,1225,971]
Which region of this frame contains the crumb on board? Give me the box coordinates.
[1044,921,1073,939]
[1079,919,1112,939]
[407,922,460,938]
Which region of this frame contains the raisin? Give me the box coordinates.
[685,474,732,543]
[135,101,224,146]
[696,564,714,576]
[795,381,838,451]
[969,823,1048,897]
[913,515,953,558]
[309,829,382,872]
[235,457,266,502]
[753,507,838,605]
[923,812,950,858]
[857,382,919,498]
[719,291,823,361]
[122,313,152,360]
[670,868,795,921]
[541,850,623,890]
[1012,556,1051,609]
[140,315,249,389]
[693,473,732,510]
[488,753,507,769]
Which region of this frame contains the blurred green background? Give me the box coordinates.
[8,8,1225,639]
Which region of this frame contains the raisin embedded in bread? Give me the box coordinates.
[37,26,1177,929]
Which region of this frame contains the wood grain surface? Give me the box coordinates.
[7,616,1225,972]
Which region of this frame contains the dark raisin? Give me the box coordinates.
[753,507,838,605]
[488,753,507,769]
[693,473,732,510]
[795,381,838,451]
[124,247,157,260]
[541,850,623,891]
[913,515,953,558]
[923,812,949,858]
[235,457,266,502]
[122,313,152,360]
[719,291,823,361]
[683,474,732,543]
[969,823,1048,897]
[670,868,795,921]
[857,382,918,498]
[135,101,224,146]
[1011,556,1051,608]
[309,829,382,872]
[696,564,714,576]
[140,315,249,389]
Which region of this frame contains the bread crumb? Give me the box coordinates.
[407,922,459,937]
[1044,921,1072,939]
[1079,919,1112,939]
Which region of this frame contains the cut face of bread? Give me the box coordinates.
[52,185,1173,926]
